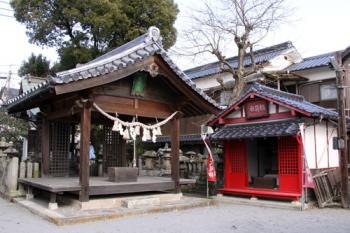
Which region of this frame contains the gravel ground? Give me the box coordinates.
[1,197,350,233]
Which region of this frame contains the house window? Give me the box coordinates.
[320,83,337,100]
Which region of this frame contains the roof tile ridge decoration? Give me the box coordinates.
[184,41,293,74]
[5,79,51,105]
[53,26,164,84]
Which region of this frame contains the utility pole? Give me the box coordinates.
[331,53,349,208]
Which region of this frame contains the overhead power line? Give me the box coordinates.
[0,7,12,12]
[0,13,14,18]
[0,65,20,67]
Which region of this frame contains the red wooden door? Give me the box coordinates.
[224,140,248,189]
[278,137,302,193]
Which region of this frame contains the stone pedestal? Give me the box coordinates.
[33,162,40,178]
[26,162,33,178]
[5,157,19,197]
[18,161,26,195]
[48,202,58,210]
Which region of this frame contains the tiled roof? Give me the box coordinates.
[184,41,295,80]
[210,120,300,140]
[5,27,222,110]
[209,82,338,124]
[286,51,336,72]
[245,83,338,119]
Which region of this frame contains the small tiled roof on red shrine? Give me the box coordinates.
[210,119,300,140]
[208,82,338,125]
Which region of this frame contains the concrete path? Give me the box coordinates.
[1,197,350,233]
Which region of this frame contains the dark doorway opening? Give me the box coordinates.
[247,138,278,189]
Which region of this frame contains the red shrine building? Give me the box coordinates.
[208,82,340,200]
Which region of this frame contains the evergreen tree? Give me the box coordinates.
[18,53,51,77]
[11,0,179,71]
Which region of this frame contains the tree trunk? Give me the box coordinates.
[228,77,246,105]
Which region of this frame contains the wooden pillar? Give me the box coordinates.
[41,118,50,176]
[331,54,349,208]
[171,114,181,193]
[79,101,91,202]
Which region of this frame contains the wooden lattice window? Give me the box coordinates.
[231,141,246,173]
[103,126,123,172]
[49,121,70,177]
[28,129,41,161]
[278,137,298,175]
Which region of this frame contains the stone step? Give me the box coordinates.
[121,197,160,208]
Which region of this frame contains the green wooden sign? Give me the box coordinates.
[131,73,146,96]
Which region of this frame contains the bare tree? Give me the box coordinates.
[177,0,291,104]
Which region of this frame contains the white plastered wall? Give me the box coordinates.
[303,121,339,169]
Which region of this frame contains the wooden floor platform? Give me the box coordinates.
[19,176,196,196]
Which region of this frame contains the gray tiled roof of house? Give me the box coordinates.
[210,119,300,140]
[184,41,295,80]
[210,82,338,123]
[286,51,336,72]
[5,27,222,110]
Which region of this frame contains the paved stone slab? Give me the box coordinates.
[121,197,160,208]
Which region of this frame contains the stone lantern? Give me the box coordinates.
[142,150,157,170]
[179,153,190,178]
[161,147,172,172]
[0,137,9,157]
[3,142,18,158]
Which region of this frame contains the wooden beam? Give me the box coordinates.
[93,95,174,119]
[41,118,50,176]
[79,100,92,202]
[170,113,181,193]
[55,57,154,95]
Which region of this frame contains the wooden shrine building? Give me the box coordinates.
[5,27,220,204]
[208,82,340,201]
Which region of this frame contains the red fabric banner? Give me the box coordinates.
[202,135,216,182]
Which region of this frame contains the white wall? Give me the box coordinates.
[293,67,335,82]
[302,121,339,169]
[263,50,302,72]
[192,73,232,90]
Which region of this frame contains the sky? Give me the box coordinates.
[0,0,350,88]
